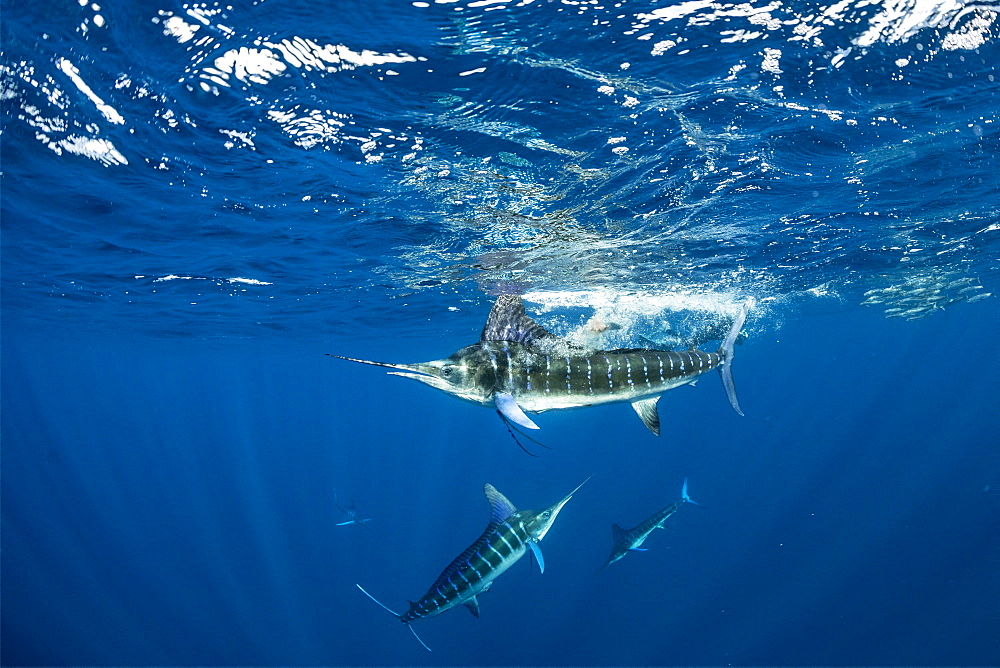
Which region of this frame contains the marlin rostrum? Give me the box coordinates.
[605,477,703,567]
[357,478,589,650]
[332,294,749,435]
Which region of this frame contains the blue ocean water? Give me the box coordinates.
[2,0,999,665]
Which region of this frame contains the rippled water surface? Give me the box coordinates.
[5,0,998,337]
[3,0,999,665]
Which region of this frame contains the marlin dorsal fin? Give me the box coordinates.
[481,295,556,345]
[612,523,626,542]
[484,484,518,523]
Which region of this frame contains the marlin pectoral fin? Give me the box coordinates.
[528,541,545,574]
[495,392,539,430]
[630,396,661,435]
[463,597,481,618]
[629,547,649,552]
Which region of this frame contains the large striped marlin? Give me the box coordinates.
[333,294,749,435]
[604,477,703,567]
[356,477,589,651]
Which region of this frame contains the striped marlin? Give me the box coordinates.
[604,477,703,567]
[332,295,750,435]
[356,477,589,651]
[334,489,372,527]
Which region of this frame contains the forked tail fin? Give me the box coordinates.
[356,584,432,652]
[681,477,706,508]
[718,300,750,416]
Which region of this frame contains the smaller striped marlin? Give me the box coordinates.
[604,478,703,567]
[356,477,589,651]
[332,295,750,437]
[334,488,372,527]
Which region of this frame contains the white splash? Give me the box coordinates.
[522,288,747,317]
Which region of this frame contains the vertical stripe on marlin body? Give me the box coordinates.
[331,294,751,435]
[356,478,589,651]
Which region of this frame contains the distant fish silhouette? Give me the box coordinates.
[605,478,703,567]
[334,488,372,526]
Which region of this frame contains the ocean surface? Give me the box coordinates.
[2,0,999,665]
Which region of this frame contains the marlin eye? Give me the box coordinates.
[442,366,453,377]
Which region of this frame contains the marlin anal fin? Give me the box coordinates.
[630,396,661,435]
[464,597,481,618]
[495,392,539,430]
[484,484,518,523]
[528,541,545,574]
[481,295,557,345]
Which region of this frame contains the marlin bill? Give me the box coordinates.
[605,478,703,567]
[356,478,588,651]
[332,294,750,435]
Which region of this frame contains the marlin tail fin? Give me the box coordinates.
[356,584,431,652]
[681,477,706,508]
[717,301,750,416]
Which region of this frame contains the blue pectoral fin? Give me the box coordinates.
[528,541,546,573]
[629,547,649,552]
[495,392,539,430]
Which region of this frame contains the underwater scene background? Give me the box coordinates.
[2,0,999,664]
